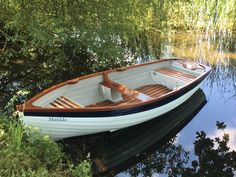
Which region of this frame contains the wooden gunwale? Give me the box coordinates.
[17,58,210,113]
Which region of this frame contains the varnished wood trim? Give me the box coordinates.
[60,96,81,108]
[101,72,152,102]
[57,97,76,108]
[136,84,172,98]
[50,96,82,109]
[50,97,78,109]
[115,68,127,72]
[53,100,69,108]
[67,78,80,84]
[160,68,196,79]
[50,102,64,108]
[155,68,196,82]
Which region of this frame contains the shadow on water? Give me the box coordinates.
[62,89,207,177]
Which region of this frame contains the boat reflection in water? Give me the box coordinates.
[64,89,207,176]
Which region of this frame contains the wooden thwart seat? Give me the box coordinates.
[50,96,82,108]
[86,72,173,108]
[86,84,172,108]
[101,73,152,102]
[155,68,196,82]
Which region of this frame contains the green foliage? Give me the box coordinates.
[24,128,63,169]
[3,89,29,117]
[68,161,92,177]
[8,121,24,149]
[0,117,92,177]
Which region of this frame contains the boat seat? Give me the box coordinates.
[86,84,171,108]
[155,67,196,82]
[100,72,153,102]
[50,96,84,108]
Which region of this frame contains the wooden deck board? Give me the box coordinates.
[155,67,196,82]
[50,96,82,108]
[86,84,172,108]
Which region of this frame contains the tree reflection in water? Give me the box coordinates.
[125,122,236,177]
[62,89,236,177]
[182,121,236,177]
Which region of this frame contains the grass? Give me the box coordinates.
[0,116,92,177]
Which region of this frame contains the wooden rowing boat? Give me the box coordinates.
[16,58,211,139]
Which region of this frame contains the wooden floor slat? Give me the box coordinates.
[160,68,196,79]
[86,84,172,108]
[155,67,196,82]
[50,96,82,108]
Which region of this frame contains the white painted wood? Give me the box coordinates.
[109,61,171,89]
[33,75,104,107]
[150,70,187,90]
[99,84,123,102]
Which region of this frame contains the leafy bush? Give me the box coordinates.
[68,161,92,177]
[0,117,92,177]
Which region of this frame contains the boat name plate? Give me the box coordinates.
[48,117,67,121]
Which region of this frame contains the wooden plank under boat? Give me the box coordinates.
[16,58,211,140]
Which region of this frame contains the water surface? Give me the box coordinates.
[116,32,236,177]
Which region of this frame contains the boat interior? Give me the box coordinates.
[32,60,206,109]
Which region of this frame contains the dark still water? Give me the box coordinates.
[1,32,236,176]
[63,32,236,177]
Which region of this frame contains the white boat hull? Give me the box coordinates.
[21,83,201,140]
